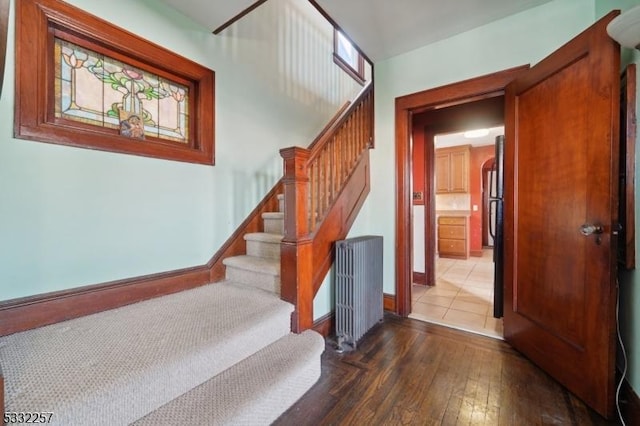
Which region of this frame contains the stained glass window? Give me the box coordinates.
[16,0,214,165]
[54,38,189,144]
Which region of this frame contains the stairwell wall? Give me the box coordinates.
[0,0,369,301]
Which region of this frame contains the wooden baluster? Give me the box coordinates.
[345,122,350,175]
[328,138,336,204]
[322,148,329,217]
[359,99,364,153]
[341,130,347,181]
[368,94,373,145]
[340,132,345,184]
[309,162,317,230]
[333,132,342,190]
[332,134,342,196]
[279,147,313,333]
[349,116,355,167]
[356,104,363,155]
[363,100,368,150]
[317,151,323,220]
[362,101,367,151]
[353,114,358,164]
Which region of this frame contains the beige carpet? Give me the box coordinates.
[0,282,322,425]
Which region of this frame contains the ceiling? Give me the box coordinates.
[316,0,553,61]
[435,126,504,149]
[161,0,552,62]
[161,0,258,33]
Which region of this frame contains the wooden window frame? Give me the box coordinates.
[0,0,8,100]
[15,0,215,165]
[333,29,365,85]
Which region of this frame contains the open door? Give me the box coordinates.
[503,11,620,419]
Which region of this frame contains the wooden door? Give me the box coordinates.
[504,12,620,418]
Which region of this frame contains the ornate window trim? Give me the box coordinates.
[15,0,215,165]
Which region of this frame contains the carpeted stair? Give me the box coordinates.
[0,194,324,425]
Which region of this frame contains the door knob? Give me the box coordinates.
[580,224,603,236]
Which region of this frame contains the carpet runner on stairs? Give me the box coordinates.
[0,282,324,425]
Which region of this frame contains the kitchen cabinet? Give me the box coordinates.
[435,145,470,193]
[438,216,468,259]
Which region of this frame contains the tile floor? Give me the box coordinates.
[408,249,504,339]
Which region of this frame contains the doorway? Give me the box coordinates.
[394,65,529,318]
[410,119,504,337]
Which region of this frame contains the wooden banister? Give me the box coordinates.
[280,83,374,332]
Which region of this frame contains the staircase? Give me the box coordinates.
[1,81,374,424]
[222,195,284,295]
[0,194,325,426]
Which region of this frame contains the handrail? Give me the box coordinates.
[307,83,373,230]
[308,83,373,161]
[280,82,374,332]
[307,100,351,152]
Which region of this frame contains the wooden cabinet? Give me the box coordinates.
[438,216,468,259]
[435,145,470,193]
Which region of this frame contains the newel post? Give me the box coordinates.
[279,147,314,333]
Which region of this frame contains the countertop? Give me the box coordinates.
[435,210,471,217]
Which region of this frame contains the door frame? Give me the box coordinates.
[394,65,529,316]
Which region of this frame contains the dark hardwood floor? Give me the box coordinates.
[274,314,629,426]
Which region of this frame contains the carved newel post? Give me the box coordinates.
[279,147,314,333]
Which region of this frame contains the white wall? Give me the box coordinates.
[413,206,425,273]
[0,0,367,301]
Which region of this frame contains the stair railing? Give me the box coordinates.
[280,83,374,332]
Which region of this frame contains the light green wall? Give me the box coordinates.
[0,0,365,301]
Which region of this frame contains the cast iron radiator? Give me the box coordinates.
[335,235,383,352]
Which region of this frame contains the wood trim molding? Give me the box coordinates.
[0,0,8,100]
[620,64,636,269]
[312,312,335,338]
[213,0,269,34]
[412,272,426,285]
[0,266,210,336]
[208,180,283,282]
[395,65,529,317]
[383,293,396,312]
